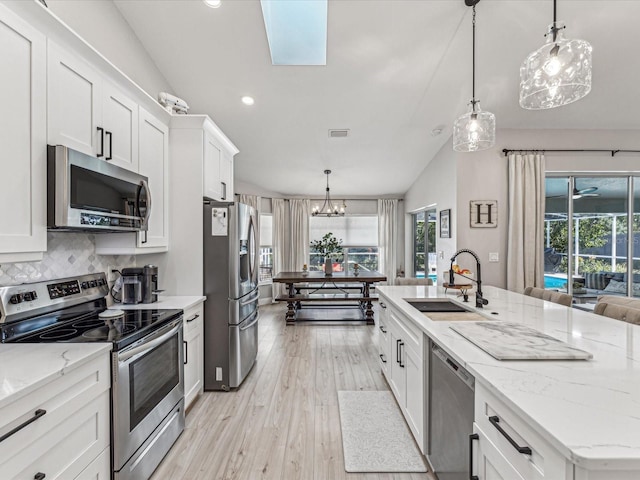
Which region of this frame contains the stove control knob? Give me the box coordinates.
[32,291,37,299]
[23,292,33,302]
[10,294,22,304]
[81,282,88,289]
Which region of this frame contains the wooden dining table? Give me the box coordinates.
[272,271,387,324]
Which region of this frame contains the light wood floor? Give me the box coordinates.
[151,304,436,480]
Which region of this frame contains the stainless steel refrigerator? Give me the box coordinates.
[203,201,259,390]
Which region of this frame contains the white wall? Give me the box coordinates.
[46,0,173,98]
[403,128,640,290]
[404,141,458,280]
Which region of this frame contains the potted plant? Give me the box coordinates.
[310,232,343,276]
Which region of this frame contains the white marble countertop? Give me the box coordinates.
[377,285,640,469]
[0,343,112,409]
[116,295,206,311]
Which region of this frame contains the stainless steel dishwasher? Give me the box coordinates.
[428,341,475,480]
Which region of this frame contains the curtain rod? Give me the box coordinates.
[502,148,640,157]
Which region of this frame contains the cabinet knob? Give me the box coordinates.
[34,473,46,480]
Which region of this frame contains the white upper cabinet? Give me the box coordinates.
[102,79,139,171]
[200,116,237,203]
[48,41,139,172]
[0,4,47,263]
[137,107,169,249]
[220,151,234,201]
[48,41,102,157]
[203,132,223,201]
[95,108,169,255]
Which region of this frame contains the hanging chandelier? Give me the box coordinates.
[519,0,592,110]
[453,0,495,153]
[311,170,346,217]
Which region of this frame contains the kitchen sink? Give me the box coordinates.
[404,299,488,321]
[405,299,469,312]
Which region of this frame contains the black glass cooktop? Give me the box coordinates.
[2,300,182,350]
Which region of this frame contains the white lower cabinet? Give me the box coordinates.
[378,300,391,376]
[184,302,205,409]
[0,353,111,480]
[74,447,110,480]
[378,294,425,453]
[475,383,573,480]
[472,424,525,480]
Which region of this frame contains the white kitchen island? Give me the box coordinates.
[377,285,640,480]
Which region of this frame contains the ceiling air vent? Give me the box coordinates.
[328,129,350,138]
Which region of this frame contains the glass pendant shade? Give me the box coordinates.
[520,22,592,109]
[453,101,496,152]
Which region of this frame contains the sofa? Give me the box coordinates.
[583,271,640,297]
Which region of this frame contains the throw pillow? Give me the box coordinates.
[603,279,627,294]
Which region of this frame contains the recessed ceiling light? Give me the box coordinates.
[203,0,222,8]
[241,96,255,106]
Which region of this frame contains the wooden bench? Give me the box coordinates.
[272,271,387,325]
[275,293,378,323]
[292,283,365,294]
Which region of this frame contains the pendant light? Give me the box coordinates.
[311,170,346,217]
[453,0,495,153]
[519,0,592,109]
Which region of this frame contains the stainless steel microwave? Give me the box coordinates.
[47,145,150,232]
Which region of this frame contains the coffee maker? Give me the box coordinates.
[120,265,160,304]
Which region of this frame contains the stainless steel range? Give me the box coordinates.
[0,272,185,480]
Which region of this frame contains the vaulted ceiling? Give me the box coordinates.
[114,0,640,197]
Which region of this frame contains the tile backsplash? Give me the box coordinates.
[0,232,136,286]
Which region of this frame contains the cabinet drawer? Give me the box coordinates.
[0,354,109,446]
[184,303,204,334]
[74,447,110,480]
[3,390,110,480]
[475,383,571,479]
[472,423,525,480]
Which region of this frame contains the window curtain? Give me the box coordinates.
[272,199,288,298]
[378,199,399,285]
[289,198,310,272]
[507,153,546,292]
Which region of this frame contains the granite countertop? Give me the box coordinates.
[377,285,640,469]
[116,295,206,311]
[0,343,112,409]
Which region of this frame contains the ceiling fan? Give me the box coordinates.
[571,185,599,199]
[547,183,600,200]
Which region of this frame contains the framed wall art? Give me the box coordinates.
[470,200,498,228]
[439,209,451,238]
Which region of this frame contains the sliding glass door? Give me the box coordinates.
[412,209,436,283]
[545,175,638,301]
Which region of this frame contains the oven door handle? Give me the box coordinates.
[118,319,182,362]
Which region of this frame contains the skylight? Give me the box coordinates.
[260,0,327,66]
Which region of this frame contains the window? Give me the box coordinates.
[259,214,273,283]
[309,216,379,273]
[412,209,437,283]
[544,175,639,299]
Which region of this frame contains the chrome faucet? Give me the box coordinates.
[449,248,489,308]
